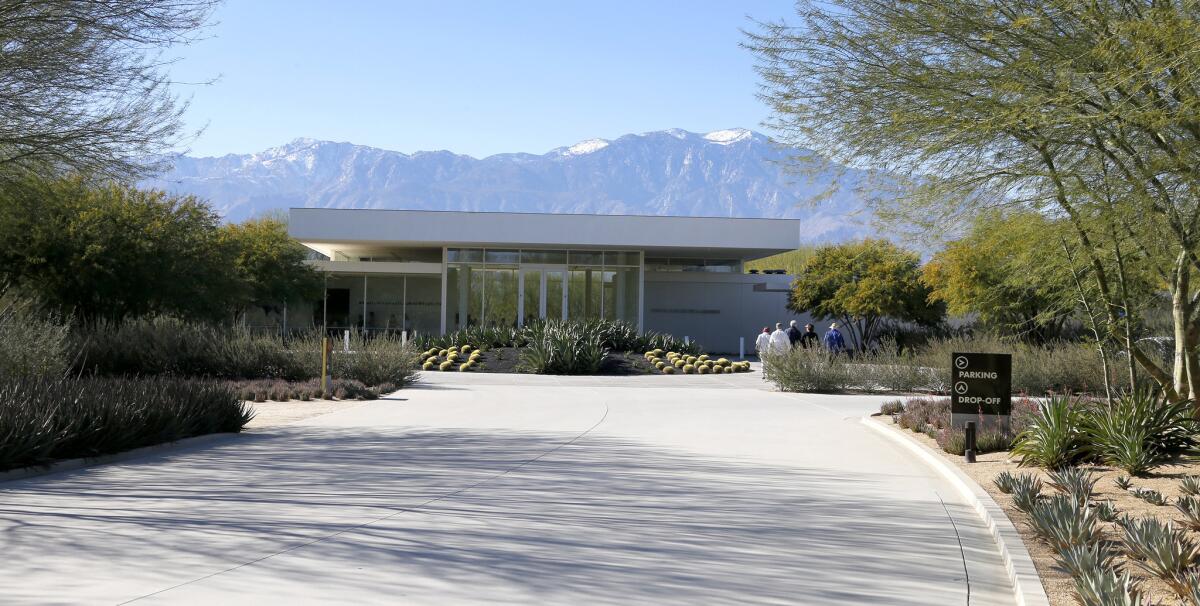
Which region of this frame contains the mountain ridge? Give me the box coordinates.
[145,128,875,242]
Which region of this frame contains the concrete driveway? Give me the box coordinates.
[0,370,1015,605]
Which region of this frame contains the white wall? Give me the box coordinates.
[642,272,816,354]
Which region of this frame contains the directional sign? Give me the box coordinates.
[951,352,1012,429]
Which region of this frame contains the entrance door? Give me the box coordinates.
[518,266,568,326]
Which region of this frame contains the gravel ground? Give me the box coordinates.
[875,415,1199,606]
[244,399,372,429]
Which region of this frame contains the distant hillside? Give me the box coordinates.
[146,128,878,243]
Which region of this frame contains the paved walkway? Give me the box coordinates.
[0,370,1015,605]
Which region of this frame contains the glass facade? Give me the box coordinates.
[446,248,641,331]
[316,273,443,338]
[314,248,643,336]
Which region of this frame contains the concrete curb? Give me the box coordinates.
[861,416,1050,606]
[0,432,244,485]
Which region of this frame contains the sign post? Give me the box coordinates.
[321,337,332,399]
[951,352,1012,433]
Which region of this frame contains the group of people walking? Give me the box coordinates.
[754,320,845,356]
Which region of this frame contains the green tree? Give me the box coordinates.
[746,0,1200,402]
[922,212,1076,343]
[220,218,323,318]
[788,239,944,350]
[0,177,238,323]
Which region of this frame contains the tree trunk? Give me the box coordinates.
[1172,251,1194,401]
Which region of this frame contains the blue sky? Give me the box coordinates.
[169,1,796,158]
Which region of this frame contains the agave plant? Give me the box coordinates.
[994,470,1017,494]
[1011,396,1086,469]
[1081,388,1199,476]
[1011,473,1044,513]
[1122,516,1200,597]
[1046,466,1098,506]
[1092,501,1118,523]
[1182,476,1200,497]
[1028,494,1103,551]
[1055,541,1121,579]
[1071,565,1149,606]
[1183,571,1200,606]
[1177,496,1200,532]
[1131,488,1170,506]
[1114,475,1133,490]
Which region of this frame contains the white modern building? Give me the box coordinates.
[288,208,810,352]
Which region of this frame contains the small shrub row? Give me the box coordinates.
[0,375,252,471]
[415,319,701,356]
[228,378,397,402]
[75,318,420,387]
[764,334,1145,396]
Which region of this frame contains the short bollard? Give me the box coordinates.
[964,421,977,463]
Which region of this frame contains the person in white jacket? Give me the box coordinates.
[754,327,771,356]
[769,322,791,354]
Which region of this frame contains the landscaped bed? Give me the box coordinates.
[875,394,1200,606]
[414,319,751,376]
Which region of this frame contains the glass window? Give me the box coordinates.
[601,267,640,323]
[568,251,603,266]
[446,265,483,330]
[404,275,441,337]
[484,268,518,327]
[446,248,483,263]
[520,250,568,264]
[604,251,640,266]
[364,275,405,331]
[569,268,603,320]
[485,249,520,265]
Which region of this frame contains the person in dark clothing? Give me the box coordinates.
[785,320,803,347]
[800,323,819,349]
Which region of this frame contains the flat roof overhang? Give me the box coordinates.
[289,208,802,260]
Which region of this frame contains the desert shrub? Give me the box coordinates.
[518,320,608,375]
[910,335,1123,396]
[762,348,852,392]
[0,375,252,471]
[322,332,420,387]
[879,400,905,415]
[896,397,950,434]
[0,290,71,378]
[1080,389,1198,476]
[226,378,399,401]
[934,427,1013,455]
[77,317,316,380]
[1012,396,1087,468]
[416,319,699,356]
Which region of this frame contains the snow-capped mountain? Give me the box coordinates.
[147,128,877,242]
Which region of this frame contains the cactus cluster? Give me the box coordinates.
[421,345,482,372]
[649,350,753,376]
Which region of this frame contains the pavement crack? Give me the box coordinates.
[935,489,972,606]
